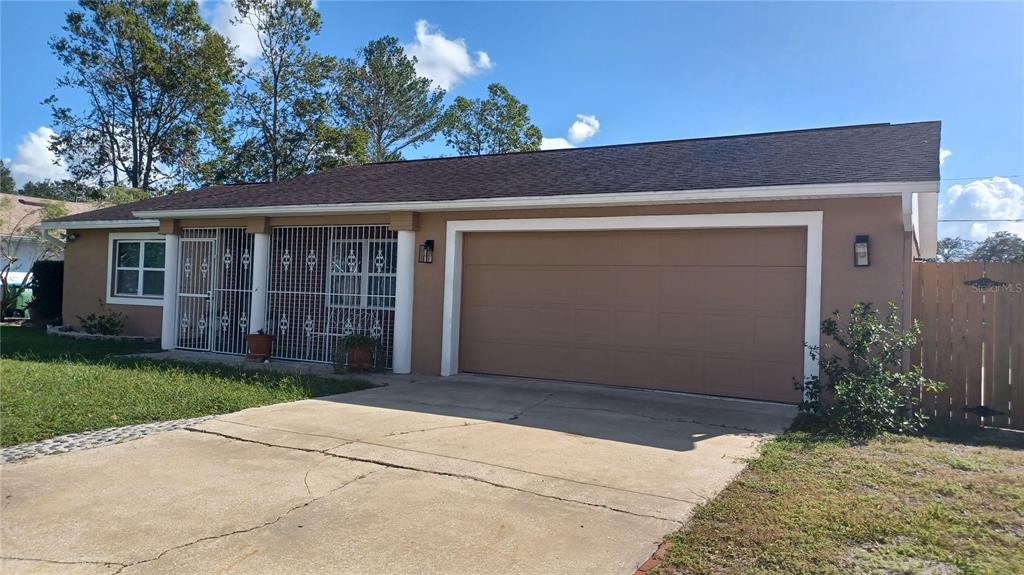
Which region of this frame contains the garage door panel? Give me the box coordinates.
[613,310,661,347]
[753,316,804,350]
[751,359,802,400]
[659,269,707,309]
[572,308,614,343]
[576,269,620,303]
[657,312,705,347]
[460,228,805,403]
[535,307,576,340]
[752,270,806,311]
[703,314,753,347]
[703,356,755,398]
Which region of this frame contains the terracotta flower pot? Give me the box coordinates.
[246,334,273,361]
[346,345,374,371]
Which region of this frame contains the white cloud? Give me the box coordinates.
[568,114,600,144]
[7,127,68,187]
[205,0,262,62]
[540,114,601,150]
[939,148,952,166]
[540,137,574,150]
[940,177,1024,240]
[405,20,492,91]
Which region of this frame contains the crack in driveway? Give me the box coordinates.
[0,556,125,570]
[111,469,381,574]
[188,427,685,524]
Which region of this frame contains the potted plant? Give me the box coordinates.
[336,333,379,372]
[25,301,43,324]
[246,329,273,362]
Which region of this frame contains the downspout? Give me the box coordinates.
[40,228,65,251]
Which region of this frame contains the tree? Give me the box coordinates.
[935,237,975,262]
[18,179,102,202]
[1,196,69,315]
[970,231,1024,263]
[47,0,236,192]
[0,164,14,194]
[212,0,363,184]
[100,186,150,205]
[336,36,447,163]
[442,83,542,156]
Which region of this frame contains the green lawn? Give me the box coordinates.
[0,325,372,447]
[658,426,1024,575]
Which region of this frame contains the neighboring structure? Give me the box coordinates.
[42,122,941,403]
[1,193,97,288]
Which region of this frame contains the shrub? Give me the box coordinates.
[78,309,126,336]
[797,302,942,439]
[29,260,64,320]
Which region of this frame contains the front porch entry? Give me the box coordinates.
[161,221,416,373]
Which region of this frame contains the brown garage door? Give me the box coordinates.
[459,228,806,403]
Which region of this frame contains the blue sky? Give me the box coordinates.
[2,1,1022,239]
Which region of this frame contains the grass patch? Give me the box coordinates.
[0,325,373,447]
[658,428,1024,575]
[0,323,162,360]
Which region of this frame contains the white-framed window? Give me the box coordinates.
[327,239,397,309]
[106,232,165,306]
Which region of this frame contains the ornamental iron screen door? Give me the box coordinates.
[176,228,254,354]
[266,225,397,368]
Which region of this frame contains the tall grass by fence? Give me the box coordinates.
[912,262,1023,430]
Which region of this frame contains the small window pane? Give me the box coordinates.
[115,270,140,295]
[142,270,164,296]
[117,242,140,267]
[368,276,397,308]
[143,242,165,268]
[329,275,361,307]
[368,241,397,274]
[330,242,363,274]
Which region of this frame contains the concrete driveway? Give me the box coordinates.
[1,374,794,575]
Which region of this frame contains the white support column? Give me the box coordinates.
[249,232,271,334]
[392,230,416,374]
[160,233,180,350]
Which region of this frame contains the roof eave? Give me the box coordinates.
[39,218,160,231]
[131,181,939,220]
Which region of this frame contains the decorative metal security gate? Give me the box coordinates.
[176,228,254,355]
[267,225,397,368]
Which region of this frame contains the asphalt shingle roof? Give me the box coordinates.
[53,121,941,223]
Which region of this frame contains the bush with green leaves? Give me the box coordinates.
[77,310,127,336]
[797,302,942,438]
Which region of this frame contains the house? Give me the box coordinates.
[2,194,98,307]
[41,122,940,403]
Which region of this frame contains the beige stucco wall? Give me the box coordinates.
[64,196,910,364]
[63,227,163,337]
[409,196,909,374]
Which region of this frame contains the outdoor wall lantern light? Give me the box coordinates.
[418,240,434,264]
[854,235,870,267]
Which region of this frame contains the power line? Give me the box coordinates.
[939,219,1023,222]
[940,174,1023,181]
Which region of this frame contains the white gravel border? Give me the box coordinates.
[1,416,214,464]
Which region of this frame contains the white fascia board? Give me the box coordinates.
[132,181,938,220]
[899,180,939,258]
[916,192,939,259]
[40,219,160,231]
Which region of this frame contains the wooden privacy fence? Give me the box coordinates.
[912,262,1023,430]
